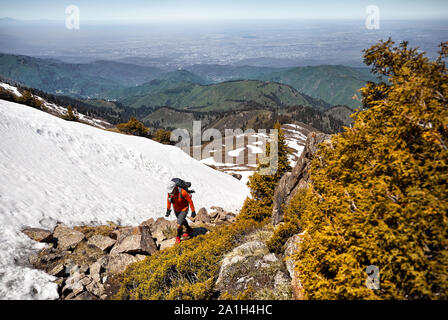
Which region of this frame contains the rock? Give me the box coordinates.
[216,255,246,288]
[48,264,65,277]
[53,224,85,250]
[110,234,141,255]
[22,227,53,243]
[284,232,305,300]
[87,235,116,252]
[140,226,158,255]
[109,226,140,241]
[106,253,138,274]
[231,173,242,180]
[284,233,305,278]
[139,218,155,228]
[28,254,40,266]
[72,291,96,300]
[274,271,291,288]
[79,265,89,274]
[110,227,158,256]
[64,264,79,276]
[150,218,177,234]
[89,256,108,282]
[194,208,211,224]
[291,269,305,300]
[234,241,268,255]
[86,281,105,297]
[263,253,279,263]
[81,276,93,287]
[63,271,85,296]
[209,206,224,219]
[272,132,331,225]
[216,241,268,289]
[54,277,65,287]
[159,238,176,251]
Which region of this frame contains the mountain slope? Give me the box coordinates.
[0,99,249,299]
[0,54,164,98]
[260,65,378,108]
[119,80,331,111]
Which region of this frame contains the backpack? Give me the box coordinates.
[169,178,195,202]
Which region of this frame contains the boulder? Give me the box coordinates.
[22,227,53,243]
[110,226,157,256]
[139,218,155,228]
[194,208,211,224]
[109,226,139,241]
[159,238,176,251]
[87,235,116,252]
[209,206,225,220]
[110,235,141,255]
[272,132,331,225]
[89,256,108,282]
[140,226,158,254]
[150,217,177,234]
[53,224,85,250]
[106,253,138,275]
[216,240,268,289]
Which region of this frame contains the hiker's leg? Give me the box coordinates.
[174,211,183,237]
[177,211,187,235]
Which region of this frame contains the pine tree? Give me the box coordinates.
[291,40,448,299]
[64,105,78,121]
[239,121,291,222]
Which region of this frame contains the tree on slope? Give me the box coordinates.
[239,121,291,222]
[292,39,448,299]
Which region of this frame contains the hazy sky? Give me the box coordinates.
[1,0,448,21]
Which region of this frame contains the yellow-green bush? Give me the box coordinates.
[290,40,448,299]
[115,219,260,300]
[266,190,308,253]
[117,117,150,138]
[153,128,172,145]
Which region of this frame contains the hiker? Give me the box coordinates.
[166,179,197,244]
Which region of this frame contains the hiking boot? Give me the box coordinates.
[182,227,193,239]
[175,236,181,244]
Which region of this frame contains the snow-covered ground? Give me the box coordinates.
[0,82,111,129]
[200,124,310,184]
[0,99,249,300]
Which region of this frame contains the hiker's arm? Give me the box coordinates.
[167,194,171,210]
[182,189,195,213]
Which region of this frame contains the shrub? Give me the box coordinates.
[115,219,260,300]
[117,117,150,138]
[63,105,79,121]
[153,128,172,145]
[291,40,448,299]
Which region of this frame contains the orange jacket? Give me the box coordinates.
[167,187,195,213]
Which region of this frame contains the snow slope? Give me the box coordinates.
[0,99,249,300]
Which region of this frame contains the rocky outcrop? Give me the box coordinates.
[216,233,292,300]
[23,211,235,300]
[272,132,331,225]
[284,232,305,300]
